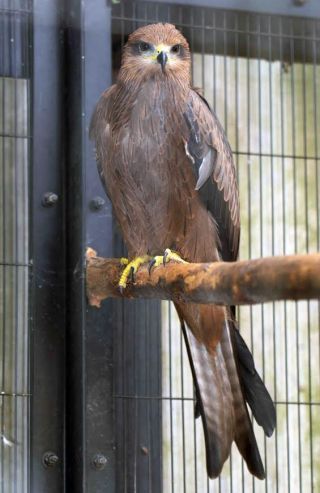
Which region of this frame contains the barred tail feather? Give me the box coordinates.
[179,312,266,479]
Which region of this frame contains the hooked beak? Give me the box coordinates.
[157,51,168,72]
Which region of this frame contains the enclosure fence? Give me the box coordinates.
[0,0,319,492]
[0,1,31,491]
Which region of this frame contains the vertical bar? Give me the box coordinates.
[257,15,268,491]
[212,10,216,111]
[193,391,197,493]
[312,21,320,493]
[223,11,227,137]
[301,20,313,493]
[246,13,255,493]
[31,1,65,491]
[190,7,194,86]
[1,33,7,493]
[279,19,290,493]
[314,36,320,253]
[180,328,186,493]
[223,12,229,493]
[267,15,278,492]
[133,0,137,30]
[313,18,320,394]
[234,11,245,493]
[26,6,32,492]
[201,8,205,100]
[12,2,18,489]
[289,19,302,493]
[169,303,174,493]
[65,1,115,492]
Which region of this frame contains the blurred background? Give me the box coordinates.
[0,0,319,492]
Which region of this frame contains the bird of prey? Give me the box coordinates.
[90,23,276,479]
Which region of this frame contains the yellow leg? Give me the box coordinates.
[149,248,187,273]
[163,248,187,265]
[148,255,165,272]
[118,255,151,291]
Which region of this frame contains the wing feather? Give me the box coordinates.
[184,91,240,261]
[184,90,276,454]
[89,85,117,197]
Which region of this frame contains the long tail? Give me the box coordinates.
[231,323,276,438]
[175,302,273,479]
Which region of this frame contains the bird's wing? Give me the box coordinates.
[183,90,240,261]
[179,90,275,478]
[89,85,117,198]
[185,90,275,436]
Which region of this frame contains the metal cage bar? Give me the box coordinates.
[0,1,31,492]
[65,1,116,491]
[31,0,66,491]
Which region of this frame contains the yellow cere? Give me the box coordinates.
[150,43,171,61]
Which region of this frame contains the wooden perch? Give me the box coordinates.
[86,248,320,307]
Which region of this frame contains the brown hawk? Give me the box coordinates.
[90,23,276,479]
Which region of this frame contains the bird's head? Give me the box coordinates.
[118,23,191,85]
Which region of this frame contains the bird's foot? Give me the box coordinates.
[163,248,187,265]
[149,248,187,273]
[118,255,151,292]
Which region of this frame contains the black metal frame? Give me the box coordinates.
[138,0,320,19]
[65,0,116,491]
[31,0,66,491]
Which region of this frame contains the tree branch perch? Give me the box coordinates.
[86,249,320,308]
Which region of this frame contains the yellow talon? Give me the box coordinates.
[119,250,188,290]
[150,256,164,269]
[118,255,151,291]
[163,248,187,264]
[149,248,187,274]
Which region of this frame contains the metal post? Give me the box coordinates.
[65,1,115,491]
[31,1,66,491]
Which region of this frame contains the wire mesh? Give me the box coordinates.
[0,0,31,491]
[111,2,320,492]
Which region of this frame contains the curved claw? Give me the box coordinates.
[148,255,165,275]
[130,265,135,283]
[149,250,187,275]
[163,249,169,265]
[148,258,157,275]
[118,255,151,291]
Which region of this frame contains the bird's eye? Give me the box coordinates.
[139,42,151,52]
[171,44,181,54]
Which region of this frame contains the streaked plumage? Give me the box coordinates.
[90,23,276,479]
